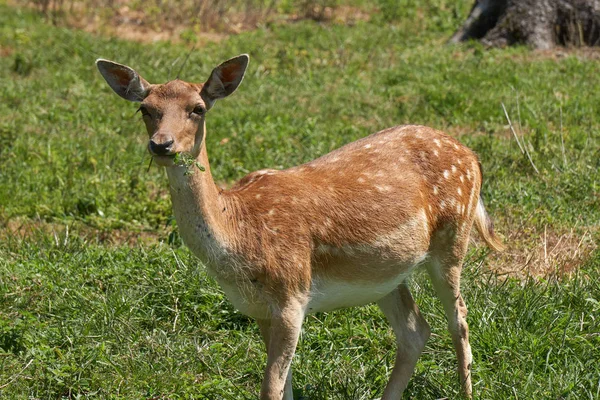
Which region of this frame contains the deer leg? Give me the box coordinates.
[256,318,294,400]
[259,301,304,400]
[376,283,431,400]
[427,258,472,398]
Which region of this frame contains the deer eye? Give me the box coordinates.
[190,105,206,117]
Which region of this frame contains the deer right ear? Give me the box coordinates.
[96,59,151,102]
[201,54,249,107]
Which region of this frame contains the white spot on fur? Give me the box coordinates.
[375,185,391,192]
[433,186,439,195]
[256,169,275,176]
[357,177,365,183]
[457,159,462,165]
[451,165,457,174]
[364,144,372,149]
[459,175,465,183]
[268,209,275,216]
[443,170,450,179]
[457,187,462,196]
[466,170,472,181]
[433,149,439,157]
[255,194,261,199]
[434,138,441,147]
[440,200,446,210]
[470,162,478,180]
[448,198,457,210]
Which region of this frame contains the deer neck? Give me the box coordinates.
[165,133,231,266]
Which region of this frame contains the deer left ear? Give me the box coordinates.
[201,54,249,107]
[96,59,151,102]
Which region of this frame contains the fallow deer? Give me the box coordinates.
[96,54,504,400]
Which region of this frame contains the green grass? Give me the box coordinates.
[1,0,600,398]
[1,233,599,399]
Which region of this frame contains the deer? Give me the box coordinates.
[96,54,504,400]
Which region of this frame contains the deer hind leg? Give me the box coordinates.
[376,283,431,400]
[256,318,294,400]
[427,242,473,398]
[256,299,305,400]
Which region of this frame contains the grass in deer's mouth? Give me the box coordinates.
[172,152,206,175]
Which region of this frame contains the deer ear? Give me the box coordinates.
[96,59,151,102]
[201,54,249,106]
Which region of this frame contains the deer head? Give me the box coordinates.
[96,55,249,166]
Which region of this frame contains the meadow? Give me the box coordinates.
[1,0,599,398]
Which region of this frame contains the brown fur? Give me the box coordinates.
[97,55,504,400]
[219,125,492,294]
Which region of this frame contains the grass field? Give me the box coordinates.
[1,0,599,398]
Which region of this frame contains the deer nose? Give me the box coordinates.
[149,139,174,156]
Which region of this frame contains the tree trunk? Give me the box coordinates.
[450,0,600,49]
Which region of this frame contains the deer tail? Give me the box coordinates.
[474,196,505,252]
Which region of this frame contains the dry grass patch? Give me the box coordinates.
[1,217,164,247]
[74,15,228,45]
[481,224,597,279]
[10,0,373,44]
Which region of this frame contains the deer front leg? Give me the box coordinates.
[257,318,294,400]
[260,301,305,400]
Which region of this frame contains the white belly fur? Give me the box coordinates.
[307,268,417,314]
[213,257,426,318]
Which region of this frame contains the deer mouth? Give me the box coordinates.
[151,153,178,167]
